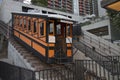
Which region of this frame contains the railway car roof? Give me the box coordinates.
[12,12,76,22]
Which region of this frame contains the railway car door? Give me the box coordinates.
[55,23,67,62]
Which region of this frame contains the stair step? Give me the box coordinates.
[18,48,27,51]
[21,52,31,55]
[22,54,33,58]
[26,58,38,62]
[31,63,42,68]
[19,51,29,54]
[34,65,44,70]
[27,59,40,63]
[25,56,37,59]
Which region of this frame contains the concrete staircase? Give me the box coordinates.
[9,38,49,71]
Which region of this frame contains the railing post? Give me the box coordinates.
[90,37,92,43]
[99,40,101,48]
[19,68,21,80]
[32,71,36,80]
[108,46,111,54]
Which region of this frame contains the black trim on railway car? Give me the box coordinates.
[45,19,49,63]
[14,36,46,62]
[47,56,72,63]
[49,46,71,50]
[46,46,48,63]
[49,47,55,50]
[54,20,57,55]
[67,47,72,49]
[65,26,67,55]
[48,57,73,64]
[71,25,73,58]
[46,20,49,43]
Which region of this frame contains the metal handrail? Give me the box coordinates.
[75,60,120,80]
[73,40,110,61]
[0,19,12,39]
[82,30,120,55]
[73,39,120,73]
[35,66,74,80]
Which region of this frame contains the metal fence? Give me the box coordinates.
[34,60,120,80]
[1,60,120,80]
[73,40,110,62]
[107,56,120,62]
[0,61,35,80]
[35,65,75,80]
[81,31,120,56]
[75,60,120,80]
[73,40,120,74]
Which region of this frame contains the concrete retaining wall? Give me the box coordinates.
[8,42,34,70]
[82,19,111,40]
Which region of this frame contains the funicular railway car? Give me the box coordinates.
[12,12,75,64]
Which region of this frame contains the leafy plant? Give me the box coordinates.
[31,0,48,7]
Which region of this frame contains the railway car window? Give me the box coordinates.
[15,16,19,26]
[40,22,44,36]
[24,19,26,29]
[34,22,37,33]
[56,24,61,35]
[14,16,17,26]
[49,22,54,35]
[20,19,22,28]
[16,17,19,26]
[66,24,70,36]
[28,20,31,30]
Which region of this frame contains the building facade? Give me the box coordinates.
[73,0,79,15]
[78,0,98,16]
[14,0,73,13]
[47,0,73,13]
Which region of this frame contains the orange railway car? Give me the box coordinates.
[12,12,75,64]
